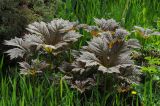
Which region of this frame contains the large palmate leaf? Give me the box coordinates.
[70,78,96,93]
[133,26,160,37]
[25,19,81,55]
[4,37,31,59]
[94,18,119,31]
[4,18,81,59]
[75,32,135,74]
[84,18,121,37]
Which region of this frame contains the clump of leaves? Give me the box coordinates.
[4,18,142,94]
[19,59,49,75]
[143,40,160,58]
[134,56,160,106]
[133,26,160,38]
[130,26,160,65]
[61,19,141,93]
[25,18,81,55]
[4,37,33,60]
[131,26,160,105]
[131,26,160,47]
[84,18,120,37]
[4,18,81,74]
[142,57,160,79]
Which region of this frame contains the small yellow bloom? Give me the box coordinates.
[108,39,123,49]
[30,69,36,75]
[65,27,76,32]
[131,91,137,95]
[109,31,115,35]
[42,44,56,53]
[137,31,149,39]
[108,41,114,48]
[117,39,122,43]
[117,87,130,93]
[91,30,101,37]
[20,69,36,75]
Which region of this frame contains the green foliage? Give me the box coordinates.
[70,0,160,29]
[145,57,160,66]
[0,0,26,40]
[135,55,160,106]
[1,0,160,105]
[129,26,160,67]
[141,56,160,81]
[0,0,58,57]
[29,0,58,21]
[0,71,143,106]
[131,26,160,105]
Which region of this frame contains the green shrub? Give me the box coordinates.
[0,0,57,58]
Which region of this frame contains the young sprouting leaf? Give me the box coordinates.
[19,59,49,75]
[133,26,160,37]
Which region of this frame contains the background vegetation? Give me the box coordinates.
[0,0,160,105]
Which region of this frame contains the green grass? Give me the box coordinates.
[0,73,159,106]
[57,0,160,28]
[0,73,74,105]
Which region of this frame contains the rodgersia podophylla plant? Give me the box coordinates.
[4,37,32,60]
[19,59,49,75]
[84,18,120,37]
[25,18,82,55]
[133,26,160,38]
[130,26,160,64]
[4,19,82,75]
[60,19,142,93]
[4,18,142,93]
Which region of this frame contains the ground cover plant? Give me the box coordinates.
[0,0,160,106]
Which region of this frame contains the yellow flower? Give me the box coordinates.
[64,26,76,32]
[91,30,101,37]
[42,44,56,53]
[30,69,36,75]
[108,41,115,49]
[131,91,137,95]
[108,39,122,49]
[109,31,115,35]
[117,87,130,93]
